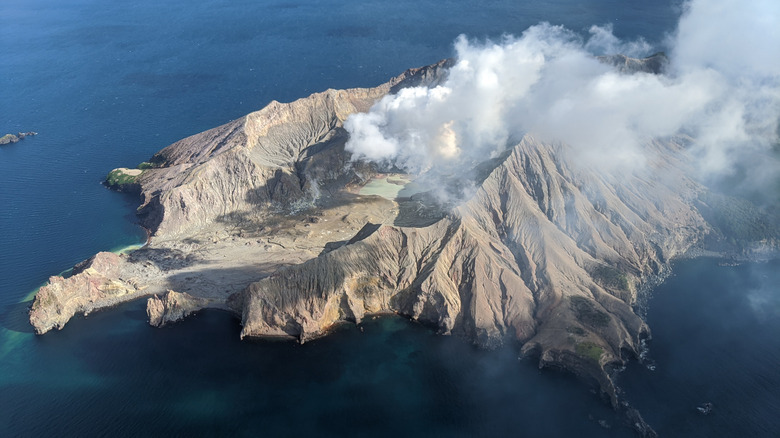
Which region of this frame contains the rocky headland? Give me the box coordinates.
[29,55,777,436]
[29,252,140,333]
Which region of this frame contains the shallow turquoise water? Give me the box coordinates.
[358,176,426,199]
[3,0,778,436]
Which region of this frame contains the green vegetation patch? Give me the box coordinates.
[591,265,630,292]
[137,161,155,170]
[106,169,140,187]
[575,341,604,363]
[569,296,611,328]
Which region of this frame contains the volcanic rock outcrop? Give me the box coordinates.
[147,290,211,327]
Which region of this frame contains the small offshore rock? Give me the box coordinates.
[625,407,658,438]
[0,131,36,145]
[0,134,18,145]
[696,402,714,415]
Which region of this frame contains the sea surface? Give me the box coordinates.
[1,0,777,436]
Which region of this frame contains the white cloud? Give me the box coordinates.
[585,24,652,58]
[344,0,780,192]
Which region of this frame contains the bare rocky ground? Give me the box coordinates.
[132,192,401,302]
[30,190,406,332]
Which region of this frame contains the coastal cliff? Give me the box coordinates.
[147,290,211,327]
[29,55,772,428]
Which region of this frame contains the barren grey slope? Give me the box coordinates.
[237,135,709,405]
[133,59,454,239]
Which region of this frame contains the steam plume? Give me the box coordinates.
[345,0,780,192]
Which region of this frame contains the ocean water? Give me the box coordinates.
[1,0,778,436]
[618,258,780,437]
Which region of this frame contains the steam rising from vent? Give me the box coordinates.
[345,0,780,190]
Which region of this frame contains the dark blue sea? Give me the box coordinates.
[1,0,778,436]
